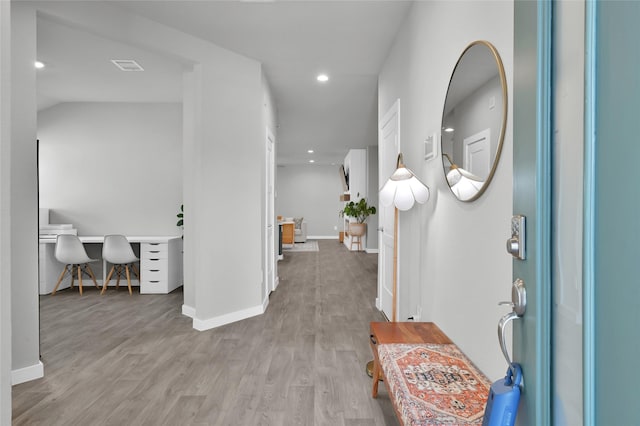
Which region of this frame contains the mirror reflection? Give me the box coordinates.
[441,40,507,202]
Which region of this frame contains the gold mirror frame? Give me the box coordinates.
[441,40,508,202]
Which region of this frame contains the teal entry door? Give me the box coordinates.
[589,2,640,424]
[512,1,640,425]
[512,2,552,424]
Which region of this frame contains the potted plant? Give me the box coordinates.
[340,197,376,237]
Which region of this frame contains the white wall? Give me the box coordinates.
[185,59,264,327]
[378,1,513,379]
[276,164,343,238]
[0,1,12,422]
[262,72,278,299]
[17,1,268,337]
[38,102,183,236]
[11,2,41,384]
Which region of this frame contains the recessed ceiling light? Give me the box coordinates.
[309,160,315,163]
[34,61,45,69]
[444,127,455,133]
[317,74,329,83]
[307,149,314,154]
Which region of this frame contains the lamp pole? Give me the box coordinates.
[366,152,429,378]
[392,206,398,322]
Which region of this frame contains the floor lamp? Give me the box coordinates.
[366,153,430,377]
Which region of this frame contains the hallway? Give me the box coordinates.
[12,240,396,425]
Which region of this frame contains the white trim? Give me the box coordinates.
[365,248,379,254]
[181,304,195,318]
[12,361,44,385]
[192,302,266,331]
[265,128,276,294]
[273,276,279,291]
[307,235,338,240]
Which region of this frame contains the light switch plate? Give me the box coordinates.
[424,132,438,160]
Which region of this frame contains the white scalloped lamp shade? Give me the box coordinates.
[380,164,430,211]
[446,168,484,201]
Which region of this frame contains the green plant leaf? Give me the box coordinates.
[339,197,376,223]
[177,204,184,227]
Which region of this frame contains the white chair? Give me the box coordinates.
[101,235,140,295]
[52,234,99,296]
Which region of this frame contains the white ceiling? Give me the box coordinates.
[36,1,412,165]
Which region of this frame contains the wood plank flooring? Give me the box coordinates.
[12,240,397,425]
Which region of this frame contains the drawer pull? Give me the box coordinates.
[150,280,160,283]
[149,250,160,253]
[150,269,160,272]
[370,335,377,345]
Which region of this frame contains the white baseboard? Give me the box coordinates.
[273,276,279,291]
[181,304,195,318]
[12,361,44,385]
[308,235,338,240]
[192,303,266,331]
[376,297,381,311]
[365,248,379,254]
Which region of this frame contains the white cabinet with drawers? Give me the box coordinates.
[140,238,183,294]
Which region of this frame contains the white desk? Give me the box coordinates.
[39,236,183,295]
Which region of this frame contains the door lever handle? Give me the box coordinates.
[497,279,527,367]
[498,311,520,367]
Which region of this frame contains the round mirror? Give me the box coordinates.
[441,40,507,202]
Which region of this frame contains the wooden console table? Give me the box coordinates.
[369,321,491,425]
[369,322,452,397]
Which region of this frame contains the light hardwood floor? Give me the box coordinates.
[12,240,397,425]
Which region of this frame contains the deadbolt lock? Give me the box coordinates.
[506,215,526,260]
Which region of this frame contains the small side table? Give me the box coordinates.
[281,221,295,245]
[369,322,452,398]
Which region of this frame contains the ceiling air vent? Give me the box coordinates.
[110,59,144,72]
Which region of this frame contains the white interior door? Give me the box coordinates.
[378,100,400,320]
[463,128,490,179]
[265,129,276,293]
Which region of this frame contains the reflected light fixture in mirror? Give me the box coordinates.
[443,153,484,201]
[441,40,507,202]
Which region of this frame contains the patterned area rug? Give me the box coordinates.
[378,343,490,425]
[283,240,319,252]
